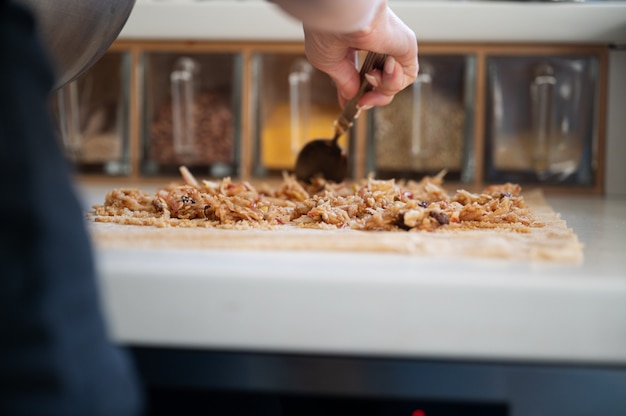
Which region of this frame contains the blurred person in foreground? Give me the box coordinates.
[0,0,416,415]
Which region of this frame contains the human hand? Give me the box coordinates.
[302,1,418,109]
[271,0,418,109]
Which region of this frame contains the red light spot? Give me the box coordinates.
[412,410,426,416]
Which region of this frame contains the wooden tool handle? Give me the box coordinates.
[333,52,388,141]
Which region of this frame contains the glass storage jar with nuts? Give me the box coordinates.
[142,52,241,178]
[252,52,343,177]
[367,55,475,182]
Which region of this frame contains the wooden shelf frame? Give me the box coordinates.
[101,40,608,194]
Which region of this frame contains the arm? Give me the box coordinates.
[269,0,385,33]
[271,0,418,108]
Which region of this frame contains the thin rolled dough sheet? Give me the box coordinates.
[88,190,583,264]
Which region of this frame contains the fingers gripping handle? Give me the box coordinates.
[333,52,388,141]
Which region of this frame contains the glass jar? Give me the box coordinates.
[252,52,342,177]
[484,55,599,186]
[141,51,242,177]
[367,54,475,182]
[52,51,131,175]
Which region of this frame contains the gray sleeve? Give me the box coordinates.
[269,0,384,33]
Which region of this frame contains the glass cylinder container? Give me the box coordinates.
[289,59,313,157]
[170,57,200,163]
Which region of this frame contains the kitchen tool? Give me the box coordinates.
[294,51,387,183]
[530,62,556,178]
[55,81,82,161]
[14,0,136,90]
[410,63,433,165]
[171,57,200,162]
[289,59,314,156]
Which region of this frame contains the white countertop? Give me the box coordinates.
[119,1,626,44]
[78,183,626,366]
